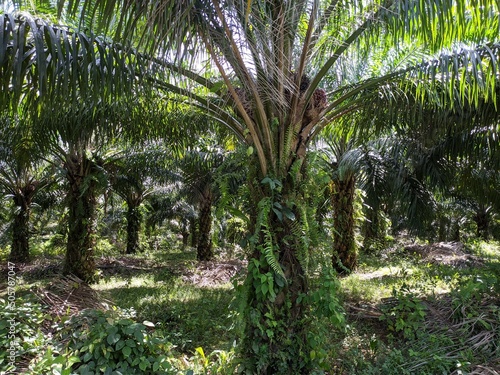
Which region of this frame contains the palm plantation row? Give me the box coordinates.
[1,0,500,372]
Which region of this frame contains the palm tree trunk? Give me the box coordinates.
[9,187,35,263]
[473,205,490,240]
[452,219,461,242]
[331,175,357,274]
[197,193,214,261]
[362,203,388,250]
[437,215,450,242]
[126,201,142,254]
[181,222,189,249]
[189,217,198,248]
[242,231,309,373]
[63,155,97,283]
[362,205,379,250]
[240,172,311,374]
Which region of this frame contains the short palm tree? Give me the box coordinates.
[448,155,500,240]
[0,123,53,263]
[144,189,198,248]
[178,137,241,261]
[109,145,177,254]
[319,133,360,273]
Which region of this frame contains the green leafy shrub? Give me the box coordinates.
[29,348,81,375]
[305,266,346,370]
[58,309,175,374]
[182,346,237,375]
[380,283,426,340]
[0,294,50,373]
[451,274,498,320]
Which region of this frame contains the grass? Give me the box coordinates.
[1,238,499,374]
[467,239,500,260]
[94,270,235,353]
[331,240,500,374]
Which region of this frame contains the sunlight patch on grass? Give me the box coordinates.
[474,241,500,260]
[91,269,236,353]
[94,274,156,291]
[340,264,418,302]
[342,260,462,303]
[341,274,394,302]
[355,265,407,280]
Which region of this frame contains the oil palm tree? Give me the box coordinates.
[327,102,500,258]
[144,189,198,249]
[0,13,175,281]
[0,122,53,263]
[368,79,500,239]
[178,137,242,261]
[319,128,448,271]
[447,150,500,240]
[108,145,177,254]
[3,1,500,371]
[52,99,181,281]
[319,134,360,274]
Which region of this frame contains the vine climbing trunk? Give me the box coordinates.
[9,183,37,263]
[197,190,214,261]
[63,154,98,283]
[240,165,313,374]
[331,174,357,274]
[126,199,142,254]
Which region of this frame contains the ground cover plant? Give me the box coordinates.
[1,237,499,374]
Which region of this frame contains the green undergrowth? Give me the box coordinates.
[333,241,500,374]
[0,294,237,374]
[1,240,499,374]
[94,270,235,353]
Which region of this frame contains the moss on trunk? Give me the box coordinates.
[62,154,97,284]
[331,175,357,274]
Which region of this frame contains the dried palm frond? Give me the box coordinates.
[451,364,500,375]
[403,293,500,374]
[36,274,111,318]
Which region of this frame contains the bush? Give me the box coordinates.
[0,294,50,373]
[380,283,426,340]
[58,309,175,374]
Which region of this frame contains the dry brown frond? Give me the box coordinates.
[181,259,247,287]
[36,274,111,318]
[404,241,484,268]
[451,363,500,375]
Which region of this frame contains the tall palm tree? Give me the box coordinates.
[0,13,175,282]
[0,14,133,281]
[4,1,500,371]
